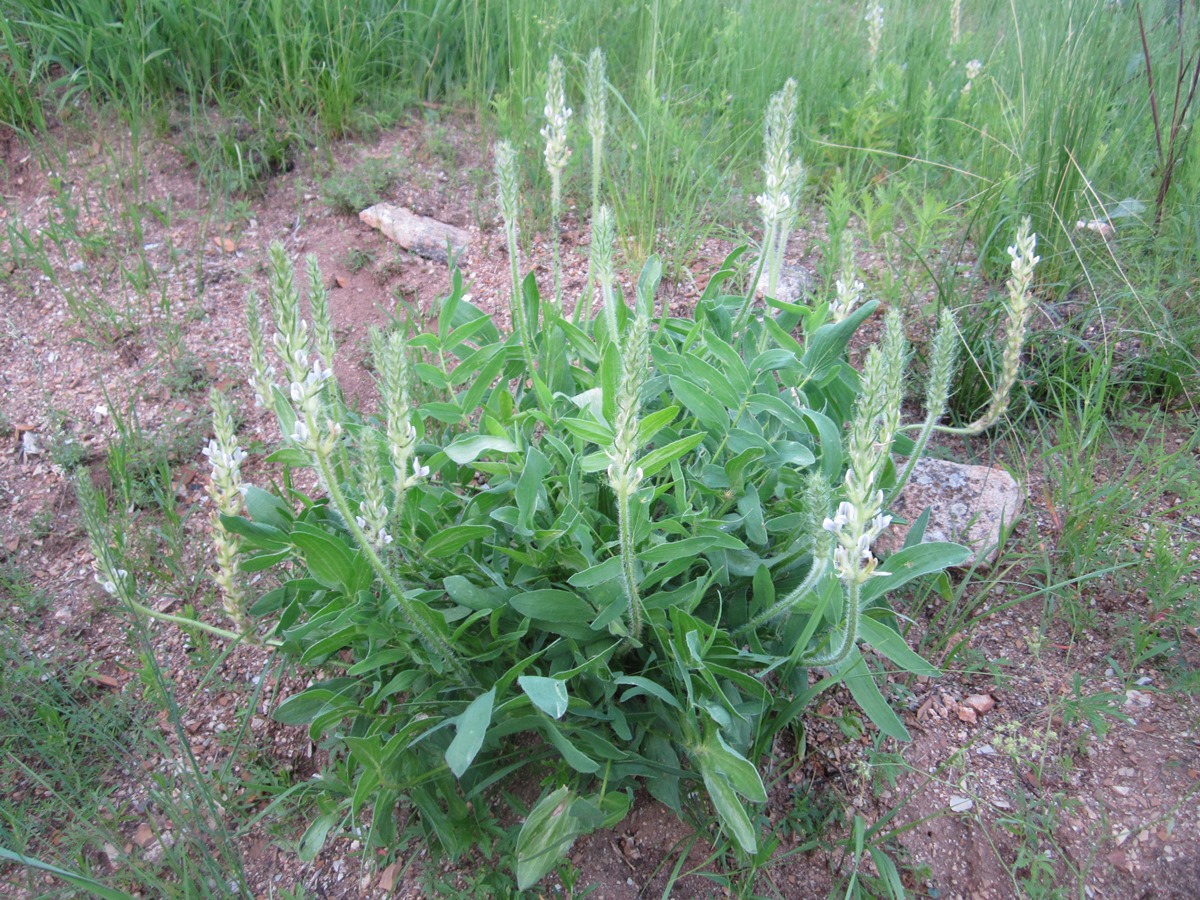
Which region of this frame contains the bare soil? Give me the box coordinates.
[1,113,1198,899]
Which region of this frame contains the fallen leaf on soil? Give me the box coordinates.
[214,236,238,253]
[334,275,348,288]
[378,861,403,891]
[134,823,155,848]
[90,673,120,689]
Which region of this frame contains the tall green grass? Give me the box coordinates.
[4,0,1196,281]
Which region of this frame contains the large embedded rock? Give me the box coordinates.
[359,204,470,263]
[877,458,1023,568]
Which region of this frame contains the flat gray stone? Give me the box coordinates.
[877,458,1023,568]
[359,203,470,263]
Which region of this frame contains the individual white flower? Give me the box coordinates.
[412,457,430,479]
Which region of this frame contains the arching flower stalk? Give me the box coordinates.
[581,47,608,327]
[541,55,572,316]
[738,79,803,331]
[938,217,1039,436]
[205,389,255,640]
[805,311,906,667]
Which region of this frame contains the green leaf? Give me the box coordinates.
[799,300,878,381]
[560,416,614,444]
[541,718,600,773]
[600,340,621,425]
[699,764,757,854]
[557,318,600,364]
[291,526,355,592]
[443,434,519,464]
[837,648,910,741]
[445,688,495,778]
[298,811,340,862]
[680,354,741,409]
[241,548,291,572]
[264,447,309,467]
[706,729,768,803]
[299,625,359,664]
[704,333,752,396]
[799,407,842,480]
[637,432,706,478]
[747,393,810,434]
[0,848,137,900]
[272,687,356,725]
[218,514,289,550]
[639,536,720,564]
[636,255,662,318]
[516,787,583,890]
[636,405,679,444]
[347,649,412,676]
[861,542,971,603]
[670,376,729,431]
[242,486,291,529]
[567,556,624,589]
[615,674,683,710]
[516,447,552,532]
[444,575,509,610]
[419,401,465,424]
[424,524,494,560]
[460,343,513,413]
[858,616,940,677]
[511,590,596,624]
[518,676,569,719]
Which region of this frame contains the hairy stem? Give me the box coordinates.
[308,422,473,685]
[801,577,862,668]
[616,485,644,642]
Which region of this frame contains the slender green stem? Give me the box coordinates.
[615,484,644,643]
[737,556,830,636]
[733,222,774,334]
[801,577,861,668]
[579,137,604,329]
[889,412,941,505]
[550,175,563,315]
[127,598,274,645]
[506,221,538,386]
[308,427,473,685]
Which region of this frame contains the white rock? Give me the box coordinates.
[359,203,470,263]
[876,458,1024,568]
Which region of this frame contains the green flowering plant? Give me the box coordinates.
[205,65,1036,889]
